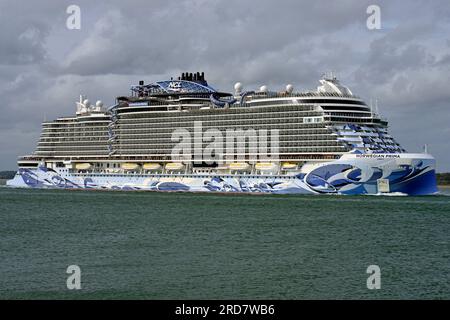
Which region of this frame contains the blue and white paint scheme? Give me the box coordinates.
[6,73,438,195]
[7,153,437,195]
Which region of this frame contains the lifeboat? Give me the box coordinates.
[75,163,92,170]
[255,162,277,171]
[165,163,185,171]
[121,163,141,171]
[143,163,161,171]
[281,162,297,170]
[229,162,250,171]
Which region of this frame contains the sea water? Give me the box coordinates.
[0,186,449,299]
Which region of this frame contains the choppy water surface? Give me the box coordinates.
[0,187,449,299]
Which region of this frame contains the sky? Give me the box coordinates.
[0,0,449,171]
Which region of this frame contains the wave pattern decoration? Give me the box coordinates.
[8,156,438,195]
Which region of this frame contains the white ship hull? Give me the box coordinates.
[7,153,438,195]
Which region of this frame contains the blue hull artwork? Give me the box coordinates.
[7,153,438,195]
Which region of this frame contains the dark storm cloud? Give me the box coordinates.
[0,0,449,171]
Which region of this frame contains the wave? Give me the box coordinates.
[370,192,409,197]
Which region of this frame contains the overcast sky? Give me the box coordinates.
[0,0,449,171]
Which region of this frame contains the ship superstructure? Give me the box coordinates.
[8,72,437,195]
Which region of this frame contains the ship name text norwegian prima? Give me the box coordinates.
[7,72,438,195]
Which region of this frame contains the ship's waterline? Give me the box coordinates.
[7,73,437,195]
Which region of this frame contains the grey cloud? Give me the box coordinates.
[61,0,372,77]
[0,23,49,65]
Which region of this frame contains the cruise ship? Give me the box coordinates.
[7,72,438,195]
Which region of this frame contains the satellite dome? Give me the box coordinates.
[259,85,268,93]
[83,99,90,107]
[96,100,103,108]
[286,84,294,93]
[234,82,243,92]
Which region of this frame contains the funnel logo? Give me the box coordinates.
[168,81,183,91]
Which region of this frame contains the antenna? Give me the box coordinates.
[375,98,379,115]
[423,144,428,154]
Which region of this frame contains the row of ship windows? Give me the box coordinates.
[43,105,369,128]
[44,123,108,129]
[328,117,386,124]
[38,138,339,147]
[118,110,321,123]
[116,147,348,153]
[113,152,343,159]
[38,127,333,139]
[36,140,342,151]
[338,131,389,136]
[40,133,108,139]
[116,103,369,119]
[37,133,337,144]
[40,135,108,140]
[40,120,329,134]
[41,127,334,138]
[39,154,342,161]
[114,123,329,133]
[38,141,108,146]
[127,104,318,114]
[37,144,344,154]
[114,145,345,152]
[117,137,338,144]
[35,152,109,155]
[42,114,326,131]
[76,174,300,180]
[114,129,331,138]
[117,143,335,151]
[325,112,372,118]
[117,116,325,129]
[119,105,316,117]
[320,106,370,112]
[38,132,335,142]
[35,146,347,154]
[246,99,365,107]
[366,142,401,147]
[42,129,108,134]
[45,119,109,125]
[41,122,387,138]
[118,134,337,142]
[42,120,111,128]
[116,126,329,134]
